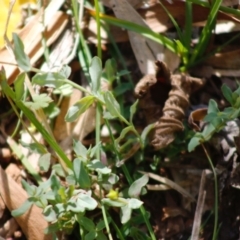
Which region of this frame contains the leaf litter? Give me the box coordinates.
[1,0,240,240]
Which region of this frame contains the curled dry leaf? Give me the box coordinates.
[188,108,208,131]
[135,61,171,124]
[135,61,205,150]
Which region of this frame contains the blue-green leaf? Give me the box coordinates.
[208,99,219,114]
[128,198,143,209]
[12,33,31,71]
[87,159,111,174]
[89,57,102,92]
[32,72,66,88]
[105,58,116,83]
[65,95,95,122]
[130,100,138,124]
[14,73,25,100]
[120,204,132,224]
[38,153,51,172]
[103,91,121,119]
[188,136,202,152]
[73,158,91,189]
[76,193,98,210]
[128,174,149,198]
[73,139,88,158]
[43,205,57,222]
[78,216,95,231]
[221,84,233,105]
[11,199,33,217]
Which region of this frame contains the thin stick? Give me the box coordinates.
[191,170,207,240]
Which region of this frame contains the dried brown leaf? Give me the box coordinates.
[152,73,204,149]
[0,167,51,240]
[205,49,240,69]
[135,61,205,149]
[188,108,208,131]
[135,61,171,123]
[111,0,161,74]
[0,8,69,85]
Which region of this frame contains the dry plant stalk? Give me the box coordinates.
[135,61,204,150]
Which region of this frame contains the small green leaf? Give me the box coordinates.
[141,123,155,146]
[11,199,33,217]
[120,204,132,224]
[96,220,106,231]
[14,73,25,100]
[19,141,46,154]
[208,99,219,114]
[130,227,148,240]
[73,139,88,158]
[43,205,57,222]
[65,96,95,122]
[59,65,72,78]
[188,136,202,152]
[130,100,138,123]
[107,173,119,184]
[201,124,216,141]
[53,84,73,96]
[12,33,31,71]
[78,217,95,232]
[128,198,143,209]
[77,193,98,210]
[89,142,101,158]
[114,82,132,96]
[67,201,84,213]
[105,59,116,83]
[52,164,65,178]
[85,231,97,240]
[44,102,60,119]
[221,84,233,105]
[103,111,116,120]
[116,126,134,144]
[204,112,218,123]
[21,179,36,196]
[128,174,149,198]
[38,153,51,172]
[96,231,108,240]
[44,222,60,234]
[32,72,67,88]
[103,91,121,119]
[89,56,102,92]
[73,158,91,189]
[102,198,126,207]
[24,94,52,110]
[87,159,111,174]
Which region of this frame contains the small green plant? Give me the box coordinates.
[0,33,156,239]
[188,84,240,152]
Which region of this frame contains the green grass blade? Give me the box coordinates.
[184,1,192,60]
[158,1,183,41]
[189,0,222,65]
[89,11,177,53]
[0,73,72,170]
[189,0,240,17]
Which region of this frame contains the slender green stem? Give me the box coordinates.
[101,204,113,240]
[94,0,102,59]
[108,214,125,240]
[201,144,218,240]
[104,119,156,240]
[95,103,101,160]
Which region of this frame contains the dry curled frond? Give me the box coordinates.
[135,61,171,123]
[135,61,205,150]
